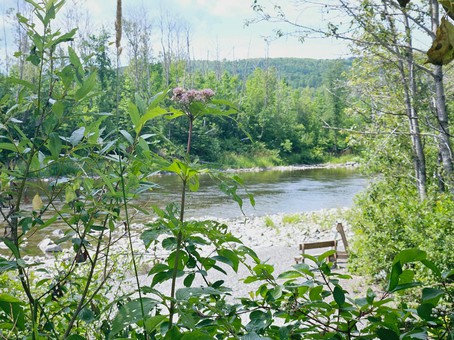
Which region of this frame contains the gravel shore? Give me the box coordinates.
[22,208,375,300]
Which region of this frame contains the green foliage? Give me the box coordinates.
[349,180,454,283]
[3,2,452,340]
[191,58,354,89]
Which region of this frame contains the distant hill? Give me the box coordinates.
[190,58,354,88]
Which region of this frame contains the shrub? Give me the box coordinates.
[348,179,454,283]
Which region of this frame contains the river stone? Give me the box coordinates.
[52,229,64,236]
[39,238,62,253]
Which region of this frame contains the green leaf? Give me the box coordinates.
[442,268,454,280]
[0,300,25,331]
[389,282,422,293]
[184,273,195,287]
[317,249,336,263]
[216,248,240,272]
[421,259,442,278]
[401,329,428,340]
[109,298,157,339]
[119,130,134,145]
[366,288,375,305]
[376,328,399,340]
[253,263,274,277]
[241,333,267,340]
[148,263,169,276]
[7,76,37,91]
[47,132,62,158]
[392,248,426,265]
[180,331,214,340]
[128,102,140,131]
[1,238,20,258]
[58,65,75,89]
[50,28,77,47]
[66,335,86,340]
[148,90,170,110]
[175,287,223,301]
[141,228,168,249]
[43,1,56,25]
[168,250,187,271]
[75,72,97,101]
[0,294,23,304]
[277,270,302,280]
[309,285,323,301]
[151,270,176,287]
[417,303,435,321]
[137,107,168,132]
[144,315,167,333]
[188,175,199,192]
[78,307,95,323]
[269,285,283,300]
[162,237,177,250]
[421,287,444,306]
[386,261,402,292]
[0,143,18,152]
[0,258,19,272]
[68,46,83,81]
[52,100,64,117]
[69,127,85,146]
[333,286,345,307]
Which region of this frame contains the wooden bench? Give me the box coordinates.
[295,222,349,265]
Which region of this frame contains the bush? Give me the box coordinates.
[348,179,454,283]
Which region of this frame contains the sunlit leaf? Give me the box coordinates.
[427,17,454,65]
[128,102,140,131]
[120,129,134,145]
[32,193,43,211]
[75,72,97,101]
[69,127,85,146]
[392,248,426,265]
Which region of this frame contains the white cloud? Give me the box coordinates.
[0,0,350,67]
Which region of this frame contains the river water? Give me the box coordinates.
[1,166,367,255]
[141,167,367,219]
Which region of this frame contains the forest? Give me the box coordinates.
[0,0,453,339]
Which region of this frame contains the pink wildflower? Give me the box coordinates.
[171,87,215,105]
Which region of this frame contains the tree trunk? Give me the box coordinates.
[431,0,454,192]
[388,3,427,200]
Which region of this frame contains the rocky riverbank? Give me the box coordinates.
[15,207,377,301]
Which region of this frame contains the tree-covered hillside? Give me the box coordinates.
[190,58,354,88]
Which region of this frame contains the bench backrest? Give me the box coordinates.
[336,222,349,252]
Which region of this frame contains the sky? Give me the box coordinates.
[0,0,351,65]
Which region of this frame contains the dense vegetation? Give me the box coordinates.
[0,0,452,339]
[0,2,359,169]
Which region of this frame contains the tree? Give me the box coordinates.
[251,0,454,198]
[123,6,155,100]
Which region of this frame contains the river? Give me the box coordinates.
[140,166,367,219]
[1,166,367,255]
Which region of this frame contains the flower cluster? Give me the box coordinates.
[171,87,215,105]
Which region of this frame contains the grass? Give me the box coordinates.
[281,209,349,231]
[282,214,303,225]
[325,154,361,165]
[220,149,282,169]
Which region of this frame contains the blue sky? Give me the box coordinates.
[0,0,350,63]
